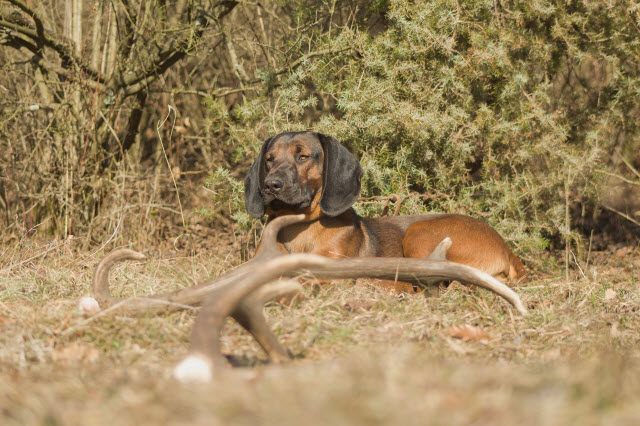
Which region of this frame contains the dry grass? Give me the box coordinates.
[1,239,640,425]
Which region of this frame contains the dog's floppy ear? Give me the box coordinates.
[244,136,274,218]
[318,134,363,216]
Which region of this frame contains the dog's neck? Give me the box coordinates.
[265,208,364,257]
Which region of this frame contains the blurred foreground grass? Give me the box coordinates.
[1,241,639,425]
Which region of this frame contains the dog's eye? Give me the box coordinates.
[265,157,274,167]
[297,155,310,162]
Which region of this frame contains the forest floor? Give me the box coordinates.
[1,229,639,425]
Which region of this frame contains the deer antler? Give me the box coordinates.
[86,215,528,382]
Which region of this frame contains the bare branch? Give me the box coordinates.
[119,2,239,97]
[4,0,45,49]
[596,169,640,187]
[147,85,262,98]
[0,10,100,80]
[1,31,106,92]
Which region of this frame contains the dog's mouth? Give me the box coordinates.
[267,198,311,212]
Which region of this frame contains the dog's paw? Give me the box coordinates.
[173,354,213,383]
[78,296,101,314]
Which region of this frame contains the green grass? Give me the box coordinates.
[1,241,640,425]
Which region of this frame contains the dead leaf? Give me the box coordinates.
[604,288,617,302]
[448,324,490,343]
[52,343,99,364]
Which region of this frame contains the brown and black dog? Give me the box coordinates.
[244,131,526,286]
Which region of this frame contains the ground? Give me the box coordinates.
[1,235,639,425]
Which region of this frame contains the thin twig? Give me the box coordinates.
[147,86,262,98]
[156,106,187,230]
[602,204,640,227]
[596,169,640,187]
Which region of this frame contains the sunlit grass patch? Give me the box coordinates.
[1,243,639,425]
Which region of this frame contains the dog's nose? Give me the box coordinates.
[264,177,283,194]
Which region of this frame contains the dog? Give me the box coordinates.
[244,131,526,288]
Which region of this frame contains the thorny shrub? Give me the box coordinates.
[207,0,640,255]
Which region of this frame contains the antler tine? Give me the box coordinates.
[425,237,452,261]
[85,215,310,314]
[177,254,329,382]
[255,214,306,257]
[91,249,146,305]
[231,279,302,363]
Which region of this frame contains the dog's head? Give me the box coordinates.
[244,132,363,218]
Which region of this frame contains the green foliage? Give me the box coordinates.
[205,0,640,253]
[202,168,252,229]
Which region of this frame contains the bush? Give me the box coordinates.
[209,0,640,254]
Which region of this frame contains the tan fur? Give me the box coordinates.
[402,215,527,282]
[255,133,526,289]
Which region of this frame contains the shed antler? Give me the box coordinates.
[88,215,527,382]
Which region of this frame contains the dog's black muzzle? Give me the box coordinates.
[262,166,312,210]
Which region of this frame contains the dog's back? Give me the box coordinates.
[400,214,526,282]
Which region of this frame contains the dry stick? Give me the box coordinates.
[596,155,640,227]
[357,191,451,207]
[358,194,403,216]
[392,195,404,216]
[92,111,128,253]
[245,48,350,85]
[586,229,594,273]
